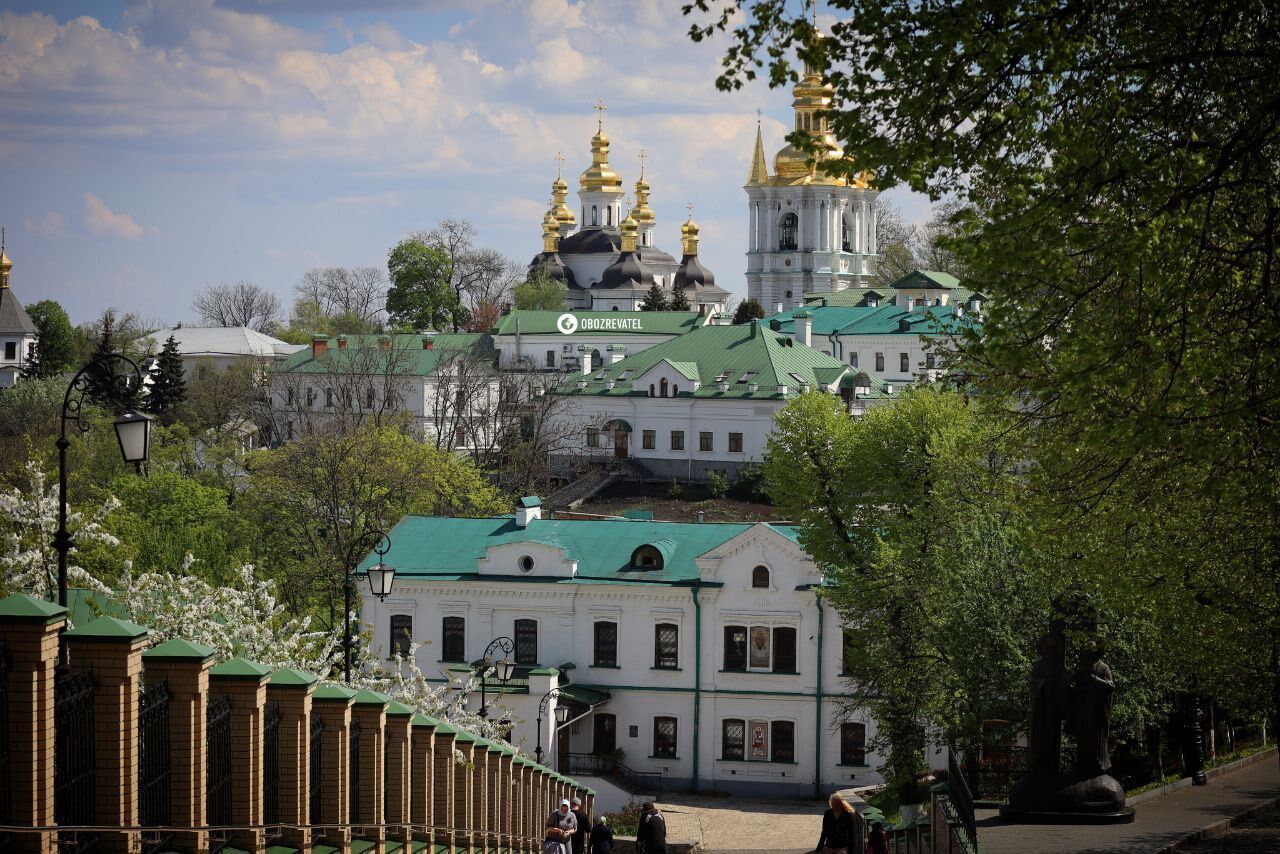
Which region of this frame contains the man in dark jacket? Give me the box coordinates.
[571,797,589,854]
[636,802,667,854]
[589,815,615,854]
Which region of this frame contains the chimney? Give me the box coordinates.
[608,344,627,365]
[793,309,813,348]
[515,496,542,528]
[697,510,705,524]
[778,384,789,395]
[378,335,392,351]
[775,303,784,315]
[422,334,436,350]
[717,382,728,392]
[336,335,348,349]
[748,382,759,393]
[579,344,593,375]
[311,334,329,359]
[906,296,916,311]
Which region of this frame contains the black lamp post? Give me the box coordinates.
[54,354,152,611]
[534,687,571,766]
[343,529,395,683]
[476,636,517,719]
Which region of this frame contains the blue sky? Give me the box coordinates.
[0,0,930,326]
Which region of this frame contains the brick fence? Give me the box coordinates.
[0,593,595,854]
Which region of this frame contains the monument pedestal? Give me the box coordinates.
[1001,771,1135,824]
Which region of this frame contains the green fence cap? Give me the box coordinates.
[351,688,392,706]
[268,667,320,688]
[385,700,415,716]
[312,683,357,701]
[64,615,147,642]
[0,593,66,624]
[209,657,272,680]
[144,638,216,662]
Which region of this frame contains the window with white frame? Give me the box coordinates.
[723,623,797,673]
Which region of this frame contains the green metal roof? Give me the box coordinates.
[145,638,217,662]
[492,310,706,337]
[274,333,494,378]
[209,657,272,680]
[889,269,961,289]
[385,700,415,716]
[268,667,319,687]
[312,683,357,702]
[767,303,978,338]
[369,515,797,586]
[63,615,147,642]
[520,496,542,508]
[559,684,611,707]
[411,713,439,728]
[0,593,66,623]
[553,322,853,399]
[352,688,392,706]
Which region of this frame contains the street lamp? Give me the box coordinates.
[343,529,395,683]
[54,354,152,611]
[476,636,516,719]
[534,688,572,766]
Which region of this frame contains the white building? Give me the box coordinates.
[544,321,890,480]
[491,309,708,373]
[744,54,881,309]
[360,499,884,797]
[0,241,38,388]
[142,326,304,381]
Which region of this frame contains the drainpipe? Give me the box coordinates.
[827,331,841,363]
[815,591,825,799]
[692,584,703,793]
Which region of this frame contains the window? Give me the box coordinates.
[642,430,656,450]
[900,353,910,373]
[729,432,744,453]
[850,352,859,367]
[841,218,851,252]
[390,614,412,658]
[751,566,770,588]
[518,555,535,573]
[632,544,664,569]
[593,621,618,667]
[771,721,795,763]
[325,389,335,408]
[306,387,316,407]
[365,387,376,409]
[724,626,747,671]
[749,627,771,669]
[654,623,679,669]
[515,618,538,665]
[673,385,679,396]
[749,720,769,760]
[773,627,797,673]
[670,430,684,451]
[455,387,466,408]
[779,213,798,250]
[287,387,296,406]
[842,629,855,676]
[841,722,867,765]
[454,426,466,446]
[649,384,655,397]
[442,616,465,662]
[926,353,936,369]
[546,350,556,368]
[587,427,600,448]
[699,432,713,452]
[606,206,612,226]
[4,342,16,361]
[654,717,678,758]
[722,719,745,760]
[592,205,599,226]
[875,352,885,372]
[660,378,668,397]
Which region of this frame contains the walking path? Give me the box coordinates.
[653,792,829,854]
[979,756,1280,854]
[1181,803,1280,852]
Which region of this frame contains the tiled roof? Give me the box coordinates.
[274,333,493,377]
[553,321,853,399]
[359,515,799,586]
[492,310,706,337]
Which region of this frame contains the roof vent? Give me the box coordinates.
[515,496,541,528]
[778,384,789,395]
[748,382,759,393]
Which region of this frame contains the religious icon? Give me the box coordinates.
[749,627,770,669]
[749,720,768,760]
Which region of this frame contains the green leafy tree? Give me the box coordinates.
[639,283,668,312]
[146,335,187,424]
[82,310,142,411]
[386,238,459,331]
[513,271,568,311]
[731,298,765,325]
[669,286,691,311]
[22,299,75,379]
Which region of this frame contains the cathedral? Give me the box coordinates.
[744,45,881,310]
[527,111,730,315]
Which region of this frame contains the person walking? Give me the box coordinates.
[636,802,667,854]
[865,818,890,854]
[814,792,863,854]
[544,799,577,854]
[571,797,589,854]
[589,815,615,854]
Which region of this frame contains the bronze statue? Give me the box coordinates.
[1027,621,1068,775]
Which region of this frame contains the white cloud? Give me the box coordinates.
[24,211,65,237]
[82,193,153,239]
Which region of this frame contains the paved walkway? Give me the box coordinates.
[1181,803,1280,852]
[979,757,1280,854]
[654,792,828,854]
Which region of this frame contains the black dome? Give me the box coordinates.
[598,251,655,290]
[527,251,581,289]
[558,229,620,255]
[673,253,716,289]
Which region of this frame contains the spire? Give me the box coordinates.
[620,196,639,252]
[747,113,770,185]
[0,228,11,290]
[630,148,655,226]
[550,152,576,233]
[579,101,623,194]
[681,202,701,255]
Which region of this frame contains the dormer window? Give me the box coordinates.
[752,566,770,588]
[632,545,664,570]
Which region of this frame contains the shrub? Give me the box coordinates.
[602,800,645,836]
[666,478,683,499]
[707,469,729,499]
[731,463,768,501]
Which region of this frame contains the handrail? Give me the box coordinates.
[947,750,979,850]
[565,752,662,799]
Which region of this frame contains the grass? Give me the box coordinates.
[1125,742,1273,797]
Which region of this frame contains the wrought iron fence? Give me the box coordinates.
[948,749,978,851]
[0,640,10,830]
[138,681,171,854]
[348,722,362,824]
[263,702,281,836]
[564,751,663,799]
[206,695,232,853]
[887,823,932,854]
[55,668,97,854]
[309,718,324,827]
[960,743,1027,803]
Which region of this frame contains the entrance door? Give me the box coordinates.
[614,430,628,459]
[594,713,616,756]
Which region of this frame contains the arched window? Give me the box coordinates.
[592,205,599,226]
[660,378,669,397]
[752,566,770,588]
[606,206,612,226]
[841,218,851,252]
[649,383,655,397]
[632,545,664,569]
[779,213,798,250]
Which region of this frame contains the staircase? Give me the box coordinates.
[565,753,663,799]
[544,469,618,510]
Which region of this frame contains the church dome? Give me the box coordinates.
[598,250,654,291]
[580,128,623,194]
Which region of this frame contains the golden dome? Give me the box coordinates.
[630,172,654,225]
[542,207,561,252]
[579,128,624,194]
[681,213,701,255]
[620,209,639,252]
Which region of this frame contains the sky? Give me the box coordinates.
[0,0,931,327]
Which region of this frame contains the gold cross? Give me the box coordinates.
[810,0,819,28]
[593,99,607,130]
[554,151,564,178]
[686,201,695,218]
[638,148,647,177]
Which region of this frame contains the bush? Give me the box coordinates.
[731,463,768,501]
[666,478,683,499]
[602,800,645,836]
[707,469,729,499]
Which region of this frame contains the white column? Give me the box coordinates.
[749,202,758,252]
[868,198,878,254]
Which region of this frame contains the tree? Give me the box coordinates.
[669,286,691,311]
[192,281,281,331]
[386,238,460,331]
[640,283,669,312]
[415,220,522,326]
[22,299,75,379]
[295,266,388,329]
[732,298,765,325]
[82,309,143,411]
[146,335,187,424]
[513,271,568,311]
[872,199,920,287]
